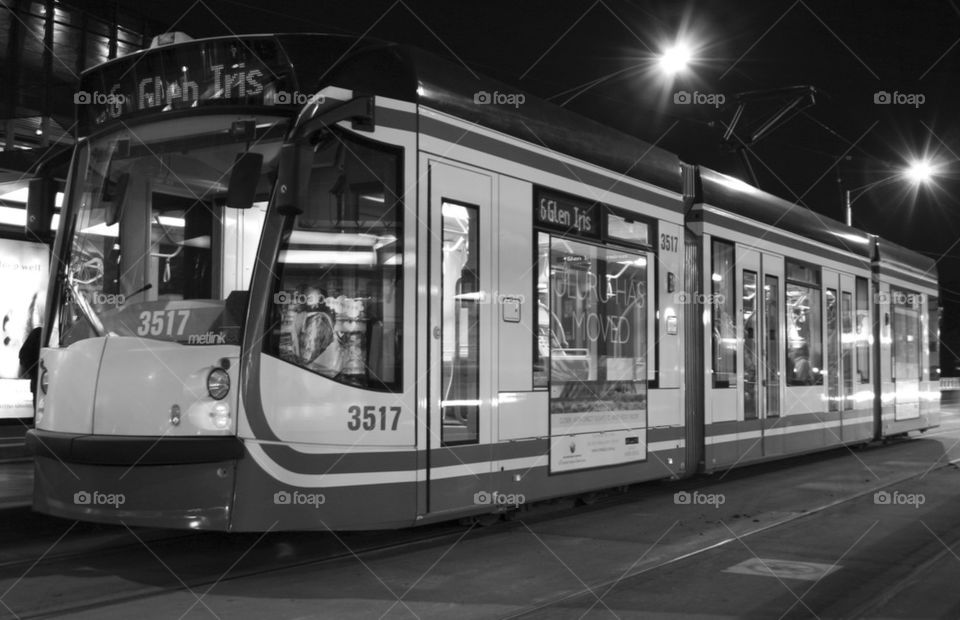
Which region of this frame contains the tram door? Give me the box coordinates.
[892,289,922,420]
[426,160,494,514]
[739,250,784,458]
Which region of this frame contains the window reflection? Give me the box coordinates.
[712,240,736,388]
[544,236,647,417]
[441,201,479,445]
[786,260,822,386]
[269,132,402,391]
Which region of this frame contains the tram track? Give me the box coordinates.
[6,522,469,620]
[500,455,960,619]
[5,421,959,619]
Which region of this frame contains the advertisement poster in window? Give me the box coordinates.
[0,240,48,419]
[540,233,647,473]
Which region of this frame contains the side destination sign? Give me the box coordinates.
[535,188,601,239]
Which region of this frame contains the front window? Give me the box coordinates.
[265,131,402,391]
[58,116,285,347]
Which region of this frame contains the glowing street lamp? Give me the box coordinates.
[904,158,935,184]
[658,42,692,76]
[844,159,938,226]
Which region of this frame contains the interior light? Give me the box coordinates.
[287,230,395,247]
[0,206,25,226]
[0,187,29,203]
[157,216,185,227]
[279,250,378,265]
[441,202,470,220]
[80,222,119,237]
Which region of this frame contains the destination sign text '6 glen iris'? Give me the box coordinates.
[535,188,600,239]
[77,39,294,131]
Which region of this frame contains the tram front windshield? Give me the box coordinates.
[57,116,286,347]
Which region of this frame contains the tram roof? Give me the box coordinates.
[873,236,938,282]
[695,166,875,260]
[314,40,684,195]
[81,33,681,193]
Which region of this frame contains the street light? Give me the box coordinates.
[844,159,937,226]
[905,159,935,184]
[658,42,692,76]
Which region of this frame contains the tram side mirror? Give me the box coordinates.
[104,172,130,226]
[25,177,55,239]
[226,152,263,209]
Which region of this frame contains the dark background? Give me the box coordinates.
[67,0,960,373]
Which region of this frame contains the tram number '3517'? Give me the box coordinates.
[348,405,402,431]
[660,233,679,252]
[137,309,191,337]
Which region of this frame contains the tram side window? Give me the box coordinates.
[266,132,403,391]
[826,288,839,410]
[929,295,940,381]
[711,239,736,388]
[855,277,870,384]
[534,232,551,389]
[841,291,854,410]
[892,289,921,384]
[785,260,822,386]
[441,201,480,445]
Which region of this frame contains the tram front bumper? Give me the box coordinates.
[27,430,242,530]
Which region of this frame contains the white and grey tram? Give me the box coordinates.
[26,34,939,530]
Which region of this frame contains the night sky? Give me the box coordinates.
[122,0,960,370]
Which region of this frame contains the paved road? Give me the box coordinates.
[2,404,958,619]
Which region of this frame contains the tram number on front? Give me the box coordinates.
[660,233,679,253]
[137,309,191,337]
[347,405,402,431]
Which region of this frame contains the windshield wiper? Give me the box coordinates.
[123,282,153,302]
[64,273,106,336]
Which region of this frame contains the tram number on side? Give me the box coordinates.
[137,310,191,337]
[660,233,679,253]
[347,405,402,431]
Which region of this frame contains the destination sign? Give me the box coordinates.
[78,37,297,134]
[534,188,600,239]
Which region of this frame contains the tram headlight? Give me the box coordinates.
[39,367,49,394]
[206,368,230,400]
[210,401,231,430]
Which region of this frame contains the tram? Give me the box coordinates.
[26,33,939,530]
